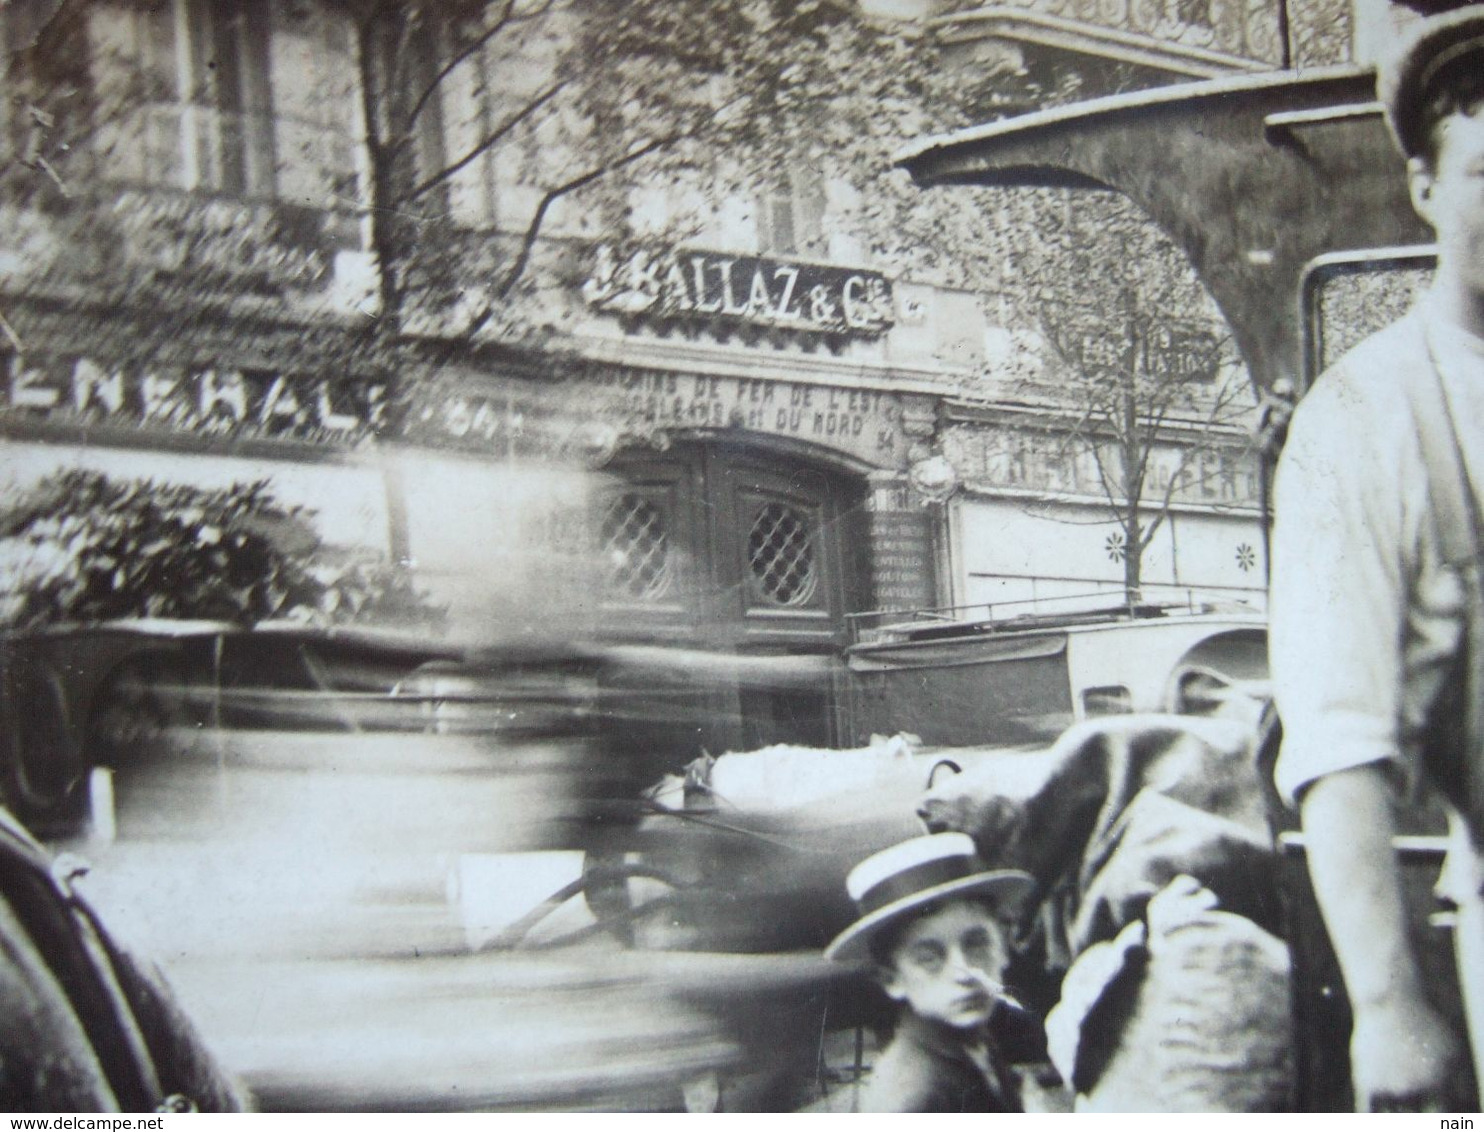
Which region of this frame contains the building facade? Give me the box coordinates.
[0,0,1293,760]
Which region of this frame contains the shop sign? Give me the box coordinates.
[942,423,1260,509]
[5,348,910,470]
[3,354,386,443]
[589,370,907,466]
[581,244,894,337]
[399,370,912,469]
[1071,323,1220,383]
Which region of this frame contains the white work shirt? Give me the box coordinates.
[1270,295,1484,819]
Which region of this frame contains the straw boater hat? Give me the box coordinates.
[1378,3,1484,160]
[824,833,1034,964]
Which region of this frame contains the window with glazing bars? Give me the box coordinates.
[601,492,673,601]
[748,501,817,605]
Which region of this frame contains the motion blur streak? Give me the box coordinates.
[66,708,749,1111]
[42,630,905,1111]
[156,953,744,1112]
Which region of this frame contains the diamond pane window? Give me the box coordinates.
[601,493,672,600]
[748,502,817,606]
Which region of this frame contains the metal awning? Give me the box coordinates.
[897,65,1432,393]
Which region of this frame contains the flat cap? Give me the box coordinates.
[1378,4,1484,159]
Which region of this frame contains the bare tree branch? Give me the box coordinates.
[353,16,387,169]
[446,130,684,341]
[500,131,682,288]
[0,306,24,353]
[402,77,567,202]
[388,5,421,122]
[1139,470,1184,551]
[405,0,528,130]
[1088,437,1127,521]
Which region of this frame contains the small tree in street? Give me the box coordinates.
[281,0,1013,347]
[1040,291,1252,605]
[994,190,1258,605]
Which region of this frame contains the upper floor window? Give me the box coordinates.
[757,168,826,257]
[189,0,275,196]
[92,0,276,198]
[374,13,448,209]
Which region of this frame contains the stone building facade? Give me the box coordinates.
[0,0,1328,755]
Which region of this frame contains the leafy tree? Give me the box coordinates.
[0,0,1250,355]
[988,189,1258,603]
[328,0,1016,344]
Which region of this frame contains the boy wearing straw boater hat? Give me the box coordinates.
[825,833,1042,1112]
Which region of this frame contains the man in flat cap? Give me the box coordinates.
[1269,3,1484,1112]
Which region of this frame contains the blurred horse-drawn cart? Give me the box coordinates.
[489,601,1303,1111]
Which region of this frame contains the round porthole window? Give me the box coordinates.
[748,502,817,605]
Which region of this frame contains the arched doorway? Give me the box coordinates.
[594,440,868,771]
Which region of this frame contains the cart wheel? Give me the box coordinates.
[481,854,687,950]
[4,660,84,831]
[581,851,697,949]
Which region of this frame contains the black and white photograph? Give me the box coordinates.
[0,0,1479,1115]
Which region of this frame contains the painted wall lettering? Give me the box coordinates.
[869,510,936,611]
[2,354,387,444]
[585,370,907,467]
[940,422,1261,510]
[3,347,913,473]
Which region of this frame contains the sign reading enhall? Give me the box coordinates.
[3,354,387,444]
[581,244,894,338]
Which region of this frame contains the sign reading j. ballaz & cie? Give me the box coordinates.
[3,353,387,444]
[581,244,894,338]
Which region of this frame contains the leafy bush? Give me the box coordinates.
[0,470,441,630]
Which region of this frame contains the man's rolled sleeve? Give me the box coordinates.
[1270,374,1412,807]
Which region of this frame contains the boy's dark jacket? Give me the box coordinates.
[857,998,1046,1113]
